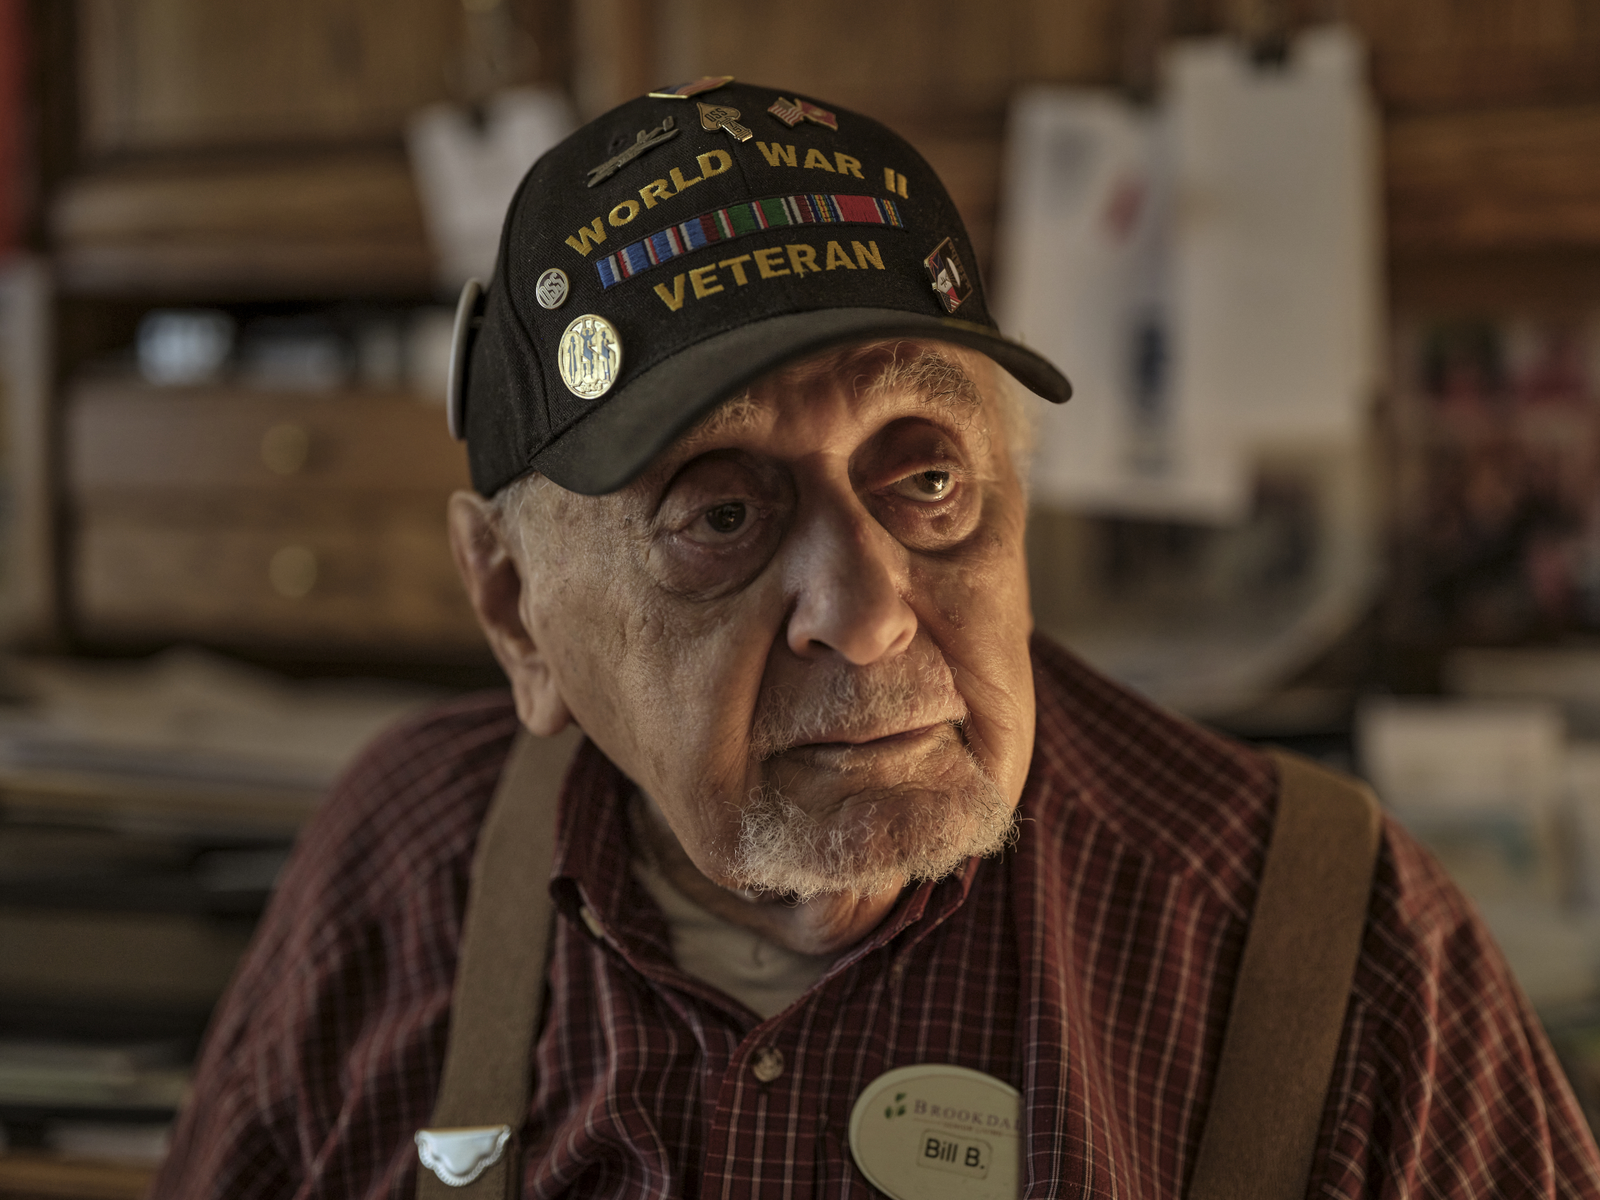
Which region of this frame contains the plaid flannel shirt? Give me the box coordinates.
[155,637,1600,1198]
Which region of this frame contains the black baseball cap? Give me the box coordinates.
[448,77,1071,497]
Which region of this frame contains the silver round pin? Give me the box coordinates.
[557,314,623,400]
[535,268,570,310]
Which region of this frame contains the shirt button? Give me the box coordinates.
[751,1047,785,1083]
[578,906,606,940]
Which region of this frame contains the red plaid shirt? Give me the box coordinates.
[155,638,1600,1198]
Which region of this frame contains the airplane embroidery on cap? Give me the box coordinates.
[586,116,679,187]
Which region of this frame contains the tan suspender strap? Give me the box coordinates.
[415,725,583,1200]
[1187,748,1383,1200]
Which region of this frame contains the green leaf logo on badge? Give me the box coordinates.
[848,1064,1022,1200]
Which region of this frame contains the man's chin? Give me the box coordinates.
[727,761,1019,903]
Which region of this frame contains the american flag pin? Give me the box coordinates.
[768,96,805,127]
[647,75,734,99]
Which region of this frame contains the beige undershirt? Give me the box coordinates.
[631,852,837,1019]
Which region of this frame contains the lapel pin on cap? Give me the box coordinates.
[586,115,679,187]
[647,75,734,99]
[924,238,973,314]
[535,268,569,310]
[767,96,805,127]
[557,314,623,400]
[797,99,838,131]
[697,100,752,142]
[766,96,839,131]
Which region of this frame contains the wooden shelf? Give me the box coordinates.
[1391,248,1600,315]
[1386,103,1600,254]
[49,151,436,299]
[55,240,436,301]
[0,765,320,839]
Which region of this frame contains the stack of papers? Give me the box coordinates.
[0,1040,188,1112]
[0,647,437,834]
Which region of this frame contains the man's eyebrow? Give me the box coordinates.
[685,389,769,442]
[856,347,983,415]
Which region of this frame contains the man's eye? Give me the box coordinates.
[892,469,954,502]
[703,501,747,534]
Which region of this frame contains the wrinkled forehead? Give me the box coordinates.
[676,339,994,454]
[498,340,1016,553]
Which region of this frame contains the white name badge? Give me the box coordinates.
[848,1064,1022,1200]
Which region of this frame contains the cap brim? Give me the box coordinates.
[532,307,1072,495]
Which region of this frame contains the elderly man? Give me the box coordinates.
[157,81,1600,1198]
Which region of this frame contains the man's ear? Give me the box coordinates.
[446,490,572,736]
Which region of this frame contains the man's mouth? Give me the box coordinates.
[800,722,949,751]
[766,719,965,764]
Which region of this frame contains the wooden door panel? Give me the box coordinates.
[74,511,483,653]
[68,383,470,494]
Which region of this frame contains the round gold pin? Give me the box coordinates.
[557,314,623,400]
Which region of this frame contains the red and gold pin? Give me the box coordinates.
[648,75,734,99]
[794,99,838,131]
[924,238,972,314]
[768,95,837,131]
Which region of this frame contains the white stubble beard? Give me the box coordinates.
[729,651,1019,902]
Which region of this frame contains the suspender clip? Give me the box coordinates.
[414,1125,512,1187]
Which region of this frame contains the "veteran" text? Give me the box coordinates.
[652,239,884,310]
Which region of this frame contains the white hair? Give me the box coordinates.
[991,363,1038,500]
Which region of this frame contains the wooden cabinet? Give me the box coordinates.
[66,383,482,656]
[31,0,571,661]
[68,385,468,492]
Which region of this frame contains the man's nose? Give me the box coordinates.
[784,499,917,665]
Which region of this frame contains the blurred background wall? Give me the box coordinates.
[3,0,1600,1194]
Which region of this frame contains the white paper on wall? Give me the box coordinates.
[997,91,1249,521]
[995,25,1380,523]
[407,88,574,289]
[1166,25,1380,446]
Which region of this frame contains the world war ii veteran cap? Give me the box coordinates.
[448,76,1072,497]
